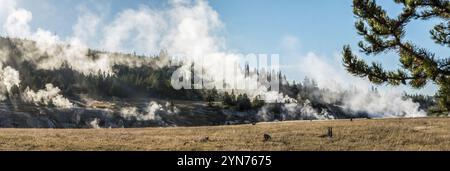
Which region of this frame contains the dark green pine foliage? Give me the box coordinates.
[342,0,450,112]
[236,93,252,111]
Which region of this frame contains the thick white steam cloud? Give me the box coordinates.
[0,65,20,101]
[297,52,426,118]
[0,65,20,93]
[89,118,101,129]
[22,83,74,109]
[120,101,179,121]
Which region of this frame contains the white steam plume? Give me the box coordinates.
[296,52,426,118]
[1,4,116,75]
[0,64,21,101]
[89,118,101,129]
[22,83,73,109]
[120,102,159,121]
[0,0,17,33]
[0,65,20,93]
[343,90,426,118]
[257,99,335,121]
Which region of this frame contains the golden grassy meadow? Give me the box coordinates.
[0,117,449,151]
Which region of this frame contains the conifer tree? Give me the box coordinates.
[342,0,449,112]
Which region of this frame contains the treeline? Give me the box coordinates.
[14,61,203,101]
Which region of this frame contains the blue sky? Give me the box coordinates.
[5,0,447,95]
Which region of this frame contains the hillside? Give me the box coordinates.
[0,37,439,128]
[0,117,449,151]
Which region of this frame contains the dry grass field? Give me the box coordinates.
[0,117,450,151]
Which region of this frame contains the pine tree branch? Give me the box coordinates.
[430,21,450,46]
[342,46,426,85]
[353,0,449,78]
[347,0,450,111]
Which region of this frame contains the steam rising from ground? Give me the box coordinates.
[297,52,426,118]
[258,99,335,121]
[0,64,20,100]
[283,100,335,120]
[0,65,20,92]
[343,90,425,118]
[120,101,179,121]
[22,84,73,109]
[89,118,101,129]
